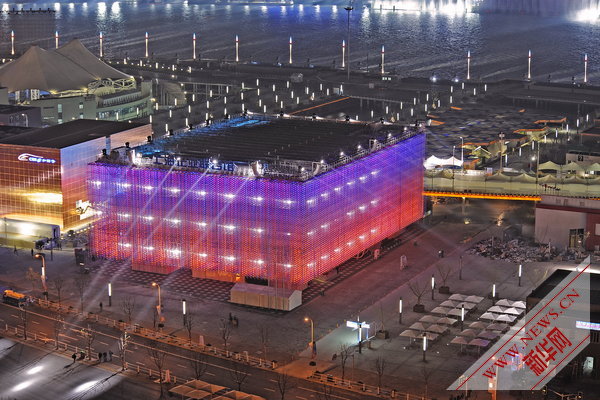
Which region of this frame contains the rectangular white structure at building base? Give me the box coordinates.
[230,283,302,311]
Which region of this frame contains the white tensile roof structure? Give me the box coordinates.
[0,39,132,93]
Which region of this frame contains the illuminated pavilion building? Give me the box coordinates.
[89,116,425,308]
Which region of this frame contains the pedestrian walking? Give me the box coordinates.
[98,352,103,361]
[72,353,77,362]
[99,302,103,312]
[103,352,107,362]
[31,249,34,257]
[233,316,239,327]
[228,312,233,323]
[108,350,113,361]
[13,246,17,255]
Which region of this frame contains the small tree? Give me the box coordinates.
[25,267,40,292]
[374,356,386,391]
[276,371,295,400]
[220,319,232,350]
[408,280,428,312]
[229,361,249,391]
[421,365,435,399]
[189,352,207,380]
[120,296,136,324]
[117,331,130,370]
[317,383,333,400]
[148,344,168,399]
[338,343,353,382]
[81,324,96,360]
[184,308,195,342]
[53,313,64,349]
[52,277,65,308]
[258,324,270,360]
[74,275,90,314]
[436,264,453,294]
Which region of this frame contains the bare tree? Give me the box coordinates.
[120,296,136,324]
[276,371,296,400]
[80,324,96,360]
[148,344,168,399]
[228,361,250,391]
[338,343,353,382]
[374,356,386,391]
[184,308,195,342]
[258,324,270,360]
[408,280,428,312]
[421,365,436,399]
[19,304,28,340]
[73,275,90,314]
[52,277,65,308]
[152,305,158,329]
[436,264,453,292]
[25,267,40,292]
[316,383,333,400]
[117,331,130,370]
[189,351,207,380]
[220,319,232,350]
[52,313,64,349]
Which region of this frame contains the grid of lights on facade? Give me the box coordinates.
[89,117,425,287]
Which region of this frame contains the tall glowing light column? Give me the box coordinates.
[527,49,532,80]
[235,35,239,62]
[99,32,104,58]
[584,53,588,84]
[289,36,293,64]
[193,33,197,60]
[145,32,149,58]
[342,40,346,68]
[467,50,471,80]
[381,45,385,75]
[10,30,14,56]
[55,31,59,49]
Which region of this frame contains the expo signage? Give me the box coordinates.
[18,153,57,164]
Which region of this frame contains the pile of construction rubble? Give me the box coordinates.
[467,237,559,263]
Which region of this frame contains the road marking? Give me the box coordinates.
[98,341,109,346]
[31,320,40,325]
[206,372,215,376]
[264,388,275,392]
[298,386,351,400]
[269,379,278,383]
[10,314,18,319]
[177,364,187,368]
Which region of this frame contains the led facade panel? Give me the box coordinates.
[89,118,425,288]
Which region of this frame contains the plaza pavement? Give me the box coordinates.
[0,199,588,399]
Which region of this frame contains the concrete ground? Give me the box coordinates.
[1,199,596,399]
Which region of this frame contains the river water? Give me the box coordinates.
[3,1,599,82]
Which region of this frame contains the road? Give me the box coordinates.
[0,301,373,400]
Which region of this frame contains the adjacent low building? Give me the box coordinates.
[0,119,150,245]
[535,195,600,251]
[0,39,152,125]
[89,116,426,308]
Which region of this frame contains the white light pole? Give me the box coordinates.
[398,297,403,324]
[304,317,315,358]
[182,299,187,326]
[342,40,345,68]
[11,31,15,56]
[518,264,522,287]
[431,274,435,300]
[381,45,385,75]
[55,31,59,49]
[99,32,103,58]
[108,282,112,306]
[461,304,465,330]
[492,283,496,299]
[289,36,293,64]
[344,5,353,82]
[527,49,532,80]
[467,50,471,80]
[193,33,197,60]
[235,35,239,62]
[460,136,465,172]
[584,53,588,84]
[498,132,505,171]
[145,32,149,58]
[422,332,427,362]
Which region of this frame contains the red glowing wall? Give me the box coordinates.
[89,133,424,287]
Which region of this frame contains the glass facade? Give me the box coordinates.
[0,144,62,226]
[89,133,425,288]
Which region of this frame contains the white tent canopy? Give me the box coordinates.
[424,155,463,169]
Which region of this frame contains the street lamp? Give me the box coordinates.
[34,253,47,301]
[108,282,112,307]
[151,282,162,314]
[431,274,435,300]
[518,264,522,287]
[182,299,187,326]
[398,297,403,324]
[461,304,465,331]
[422,332,427,362]
[304,316,315,358]
[498,132,505,171]
[492,283,497,299]
[460,136,464,172]
[344,4,353,82]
